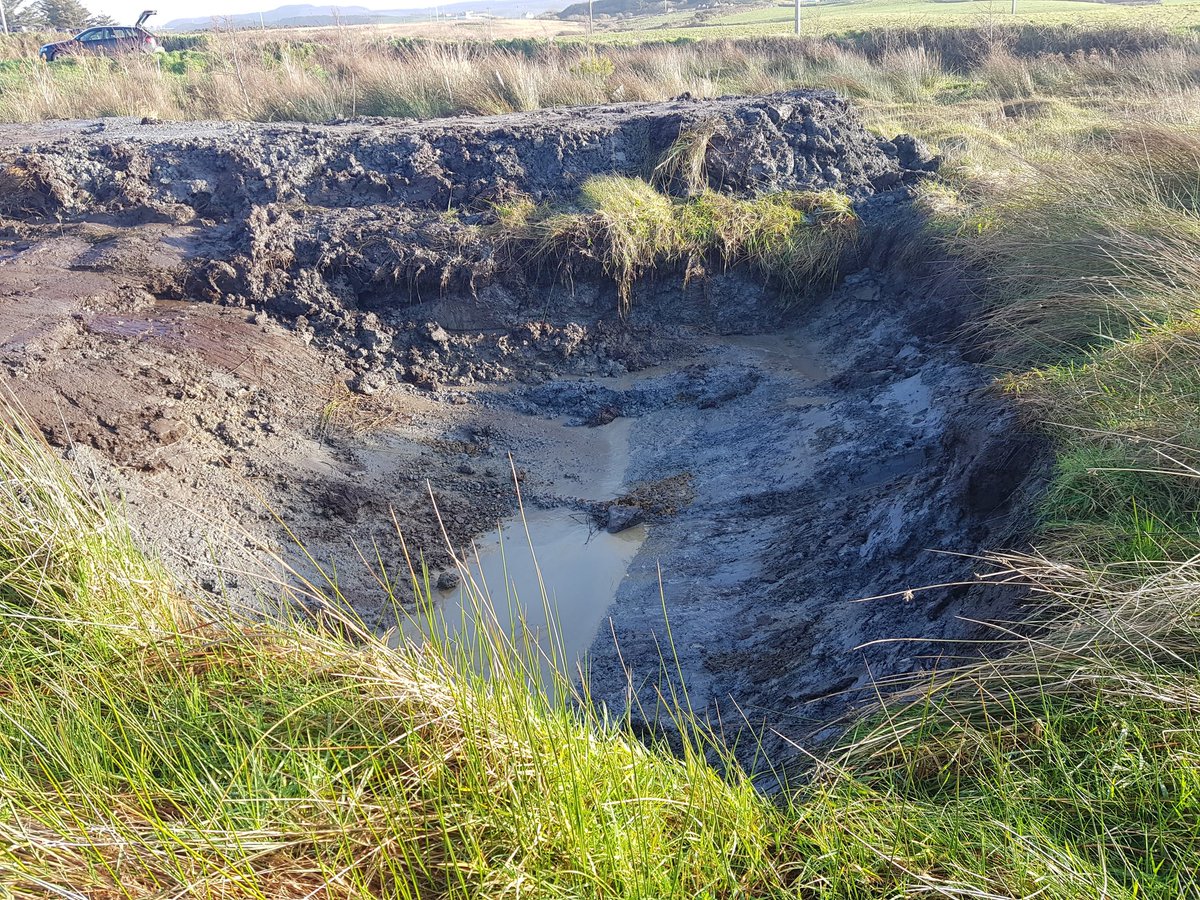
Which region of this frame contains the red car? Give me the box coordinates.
[39,11,163,62]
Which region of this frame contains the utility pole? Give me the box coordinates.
[0,0,9,36]
[588,0,594,38]
[1011,0,1016,12]
[794,0,800,35]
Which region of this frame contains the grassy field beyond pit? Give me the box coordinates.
[601,0,1200,42]
[6,17,1200,121]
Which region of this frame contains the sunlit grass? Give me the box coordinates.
[0,406,794,896]
[503,175,856,314]
[607,0,1200,42]
[5,395,1200,895]
[2,397,1198,897]
[906,101,1200,565]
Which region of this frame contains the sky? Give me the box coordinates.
[85,0,435,27]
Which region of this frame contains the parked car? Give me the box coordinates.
[39,11,163,62]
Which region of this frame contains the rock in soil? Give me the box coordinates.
[605,504,646,534]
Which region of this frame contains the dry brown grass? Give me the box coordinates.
[4,29,1200,124]
[0,159,64,216]
[317,378,411,438]
[0,32,44,61]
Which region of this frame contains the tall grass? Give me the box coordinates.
[843,551,1200,899]
[856,45,1200,891]
[917,110,1200,565]
[0,407,795,896]
[1,399,1197,896]
[6,30,1200,123]
[944,127,1200,364]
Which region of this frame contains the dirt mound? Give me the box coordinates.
[0,160,77,218]
[0,91,933,221]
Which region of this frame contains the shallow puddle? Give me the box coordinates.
[83,300,326,387]
[86,311,179,341]
[411,507,647,686]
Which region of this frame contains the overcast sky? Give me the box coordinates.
[87,0,432,27]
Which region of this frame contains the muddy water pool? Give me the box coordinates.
[443,508,646,681]
[398,331,832,683]
[361,394,646,682]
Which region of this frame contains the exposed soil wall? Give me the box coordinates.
[0,91,1042,768]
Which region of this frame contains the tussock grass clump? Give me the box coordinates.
[844,551,1200,898]
[652,118,722,194]
[1004,319,1200,563]
[534,175,682,314]
[936,127,1200,365]
[511,176,857,314]
[683,188,857,294]
[925,113,1200,564]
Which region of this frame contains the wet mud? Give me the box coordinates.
[0,91,1043,768]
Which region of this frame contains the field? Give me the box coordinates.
[2,5,1200,898]
[601,0,1200,40]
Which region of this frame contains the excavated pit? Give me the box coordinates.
[0,92,1044,766]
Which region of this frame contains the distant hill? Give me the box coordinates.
[165,0,562,31]
[556,0,734,20]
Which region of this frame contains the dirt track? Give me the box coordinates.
[0,92,1043,768]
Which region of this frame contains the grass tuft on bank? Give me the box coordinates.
[498,176,856,313]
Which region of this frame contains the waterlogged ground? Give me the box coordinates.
[0,95,1043,765]
[1,236,1039,766]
